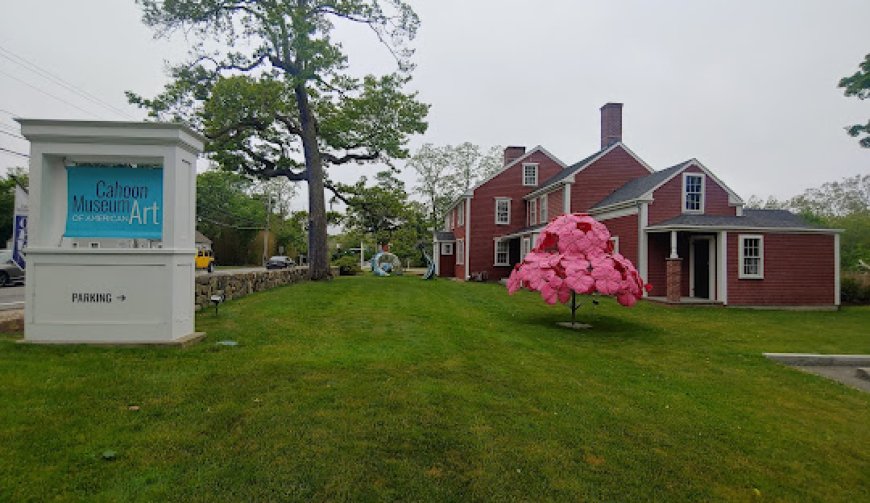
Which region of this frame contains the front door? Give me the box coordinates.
[690,237,715,299]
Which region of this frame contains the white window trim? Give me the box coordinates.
[682,172,706,214]
[456,239,465,265]
[522,163,538,186]
[539,194,548,223]
[494,240,510,266]
[495,198,511,225]
[738,234,764,279]
[529,199,537,226]
[458,203,464,226]
[441,243,453,255]
[521,237,531,260]
[610,236,619,254]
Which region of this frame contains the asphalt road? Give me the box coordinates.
[0,285,25,310]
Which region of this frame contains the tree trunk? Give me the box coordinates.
[295,83,330,280]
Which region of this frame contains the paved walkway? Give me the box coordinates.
[764,353,870,393]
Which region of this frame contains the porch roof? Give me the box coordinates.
[433,231,456,242]
[495,223,546,241]
[646,209,841,233]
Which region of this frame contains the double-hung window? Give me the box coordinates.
[457,203,464,226]
[495,198,511,225]
[495,241,509,266]
[739,235,764,279]
[523,163,538,186]
[529,199,537,225]
[456,239,465,265]
[539,194,548,223]
[682,173,705,213]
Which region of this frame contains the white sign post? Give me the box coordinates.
[17,119,205,345]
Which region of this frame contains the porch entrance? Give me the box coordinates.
[689,236,715,300]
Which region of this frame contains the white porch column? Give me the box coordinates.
[670,230,679,258]
[563,183,572,214]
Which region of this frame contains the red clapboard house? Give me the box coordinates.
[434,103,841,308]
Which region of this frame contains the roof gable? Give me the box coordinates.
[591,158,745,210]
[528,142,654,199]
[470,145,566,195]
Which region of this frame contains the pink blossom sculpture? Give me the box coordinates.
[507,214,651,318]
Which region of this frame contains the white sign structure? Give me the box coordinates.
[17,120,205,344]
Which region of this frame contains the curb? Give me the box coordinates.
[763,353,870,366]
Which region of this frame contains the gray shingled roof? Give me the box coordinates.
[648,209,825,229]
[536,146,609,191]
[591,161,691,210]
[434,231,456,241]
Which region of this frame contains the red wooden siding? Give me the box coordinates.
[570,146,651,212]
[468,150,563,281]
[546,188,563,222]
[727,232,835,306]
[600,214,639,265]
[648,166,736,225]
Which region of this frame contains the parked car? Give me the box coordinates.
[265,256,295,270]
[0,250,24,286]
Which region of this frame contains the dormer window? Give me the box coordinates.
[682,173,705,213]
[523,163,538,186]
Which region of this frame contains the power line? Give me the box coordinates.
[0,146,28,158]
[0,67,105,119]
[0,44,136,120]
[0,129,25,140]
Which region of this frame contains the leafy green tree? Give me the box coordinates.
[448,142,502,194]
[838,53,870,148]
[407,143,453,229]
[408,142,501,230]
[197,170,266,265]
[128,0,429,279]
[337,170,410,245]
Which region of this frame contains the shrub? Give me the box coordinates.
[841,273,870,305]
[333,256,362,276]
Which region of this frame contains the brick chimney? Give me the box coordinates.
[600,102,623,149]
[503,146,526,166]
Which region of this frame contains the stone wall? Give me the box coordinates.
[194,266,338,311]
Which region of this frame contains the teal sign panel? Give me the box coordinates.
[65,166,163,239]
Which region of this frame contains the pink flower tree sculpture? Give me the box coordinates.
[506,213,652,327]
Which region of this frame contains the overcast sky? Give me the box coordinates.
[0,0,867,213]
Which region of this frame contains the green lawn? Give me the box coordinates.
[1,276,869,501]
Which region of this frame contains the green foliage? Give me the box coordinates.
[407,142,501,230]
[197,170,266,265]
[332,255,362,276]
[2,277,870,500]
[838,53,870,147]
[841,274,870,304]
[0,169,27,248]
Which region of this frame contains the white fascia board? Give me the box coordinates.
[496,225,547,241]
[469,145,567,195]
[643,159,744,206]
[590,205,639,221]
[645,225,844,234]
[590,197,653,215]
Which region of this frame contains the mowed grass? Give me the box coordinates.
[1,276,869,502]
